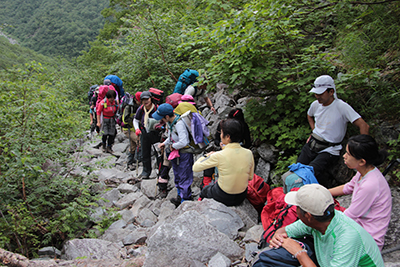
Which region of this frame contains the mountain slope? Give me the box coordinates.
[0,0,109,58]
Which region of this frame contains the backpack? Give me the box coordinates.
[247,174,270,214]
[258,187,298,249]
[174,103,210,154]
[149,88,165,105]
[165,93,182,108]
[116,93,137,127]
[88,85,98,105]
[173,69,199,94]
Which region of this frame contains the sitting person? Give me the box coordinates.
[329,134,391,250]
[192,119,254,206]
[256,184,384,267]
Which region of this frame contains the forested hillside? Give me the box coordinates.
[1,0,400,259]
[0,0,108,58]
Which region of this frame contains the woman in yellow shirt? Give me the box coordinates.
[193,119,254,206]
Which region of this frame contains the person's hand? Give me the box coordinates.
[170,145,174,151]
[219,142,226,149]
[206,151,215,157]
[210,106,217,114]
[135,129,141,136]
[269,231,288,249]
[281,238,305,258]
[158,143,165,149]
[306,134,312,143]
[97,122,101,128]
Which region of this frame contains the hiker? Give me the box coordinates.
[153,103,194,206]
[104,74,125,101]
[184,77,217,114]
[96,90,118,153]
[255,184,384,267]
[329,134,391,250]
[133,91,159,179]
[297,75,369,187]
[89,85,100,133]
[193,119,254,206]
[214,108,251,149]
[121,92,141,168]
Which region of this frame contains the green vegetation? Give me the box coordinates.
[1,0,400,258]
[0,0,109,58]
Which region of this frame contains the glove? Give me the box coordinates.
[135,129,141,136]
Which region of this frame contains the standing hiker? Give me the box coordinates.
[133,91,159,179]
[153,103,194,206]
[297,75,369,187]
[329,134,391,250]
[97,90,118,153]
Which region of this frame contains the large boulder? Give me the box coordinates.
[144,210,243,267]
[62,239,126,260]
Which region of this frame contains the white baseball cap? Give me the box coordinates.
[309,75,335,94]
[285,184,334,216]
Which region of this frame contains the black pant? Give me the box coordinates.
[297,143,339,188]
[200,182,247,206]
[140,129,160,176]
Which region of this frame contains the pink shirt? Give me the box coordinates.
[343,168,392,250]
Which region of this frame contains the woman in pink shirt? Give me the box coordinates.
[329,134,391,250]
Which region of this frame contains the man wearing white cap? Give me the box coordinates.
[258,184,383,267]
[297,75,369,187]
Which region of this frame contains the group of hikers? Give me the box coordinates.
[89,71,391,266]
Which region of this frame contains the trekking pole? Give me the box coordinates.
[382,158,400,176]
[136,136,140,177]
[152,143,162,196]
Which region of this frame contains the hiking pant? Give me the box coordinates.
[140,129,160,176]
[171,152,193,200]
[297,143,339,188]
[158,148,172,191]
[200,182,247,206]
[102,118,116,148]
[123,128,138,154]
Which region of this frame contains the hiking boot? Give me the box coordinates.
[170,195,182,207]
[127,153,137,165]
[106,147,113,153]
[102,145,107,153]
[139,172,150,180]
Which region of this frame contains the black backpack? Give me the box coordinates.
[88,85,98,105]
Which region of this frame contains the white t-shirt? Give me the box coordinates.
[184,85,207,105]
[307,99,361,155]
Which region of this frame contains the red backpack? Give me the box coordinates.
[165,93,182,108]
[246,174,270,213]
[149,88,165,105]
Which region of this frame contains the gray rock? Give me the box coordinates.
[122,228,147,245]
[208,252,231,267]
[117,183,138,194]
[129,194,151,217]
[174,199,244,239]
[229,199,258,231]
[90,207,106,223]
[245,243,260,262]
[255,159,270,183]
[100,228,133,244]
[137,208,158,226]
[257,143,278,164]
[114,192,142,209]
[243,224,264,243]
[119,209,136,224]
[62,239,126,260]
[141,178,159,199]
[113,142,129,153]
[144,210,243,267]
[97,188,122,208]
[38,246,61,258]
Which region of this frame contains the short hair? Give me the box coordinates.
[106,89,116,99]
[326,88,334,93]
[299,204,335,222]
[220,119,243,143]
[347,134,388,166]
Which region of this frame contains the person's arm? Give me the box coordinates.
[204,96,216,114]
[307,114,315,131]
[193,152,219,172]
[329,185,345,197]
[281,238,317,267]
[353,117,369,135]
[269,227,288,248]
[172,122,190,150]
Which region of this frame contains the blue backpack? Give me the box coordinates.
[173,69,199,94]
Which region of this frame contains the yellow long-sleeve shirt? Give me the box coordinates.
[193,142,254,194]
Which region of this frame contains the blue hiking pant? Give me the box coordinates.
[171,152,194,200]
